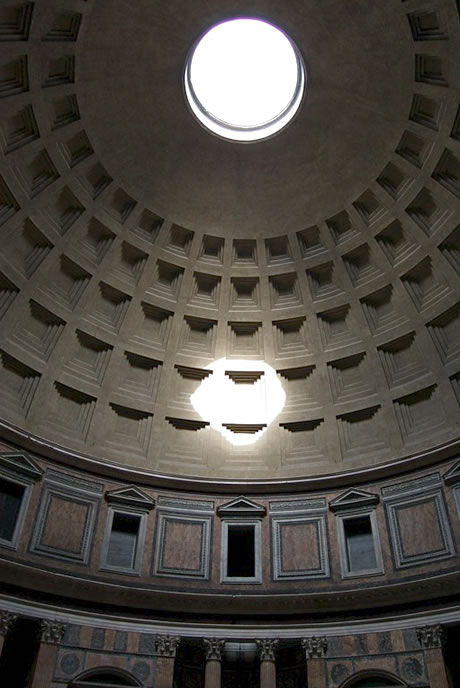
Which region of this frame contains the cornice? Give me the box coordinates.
[1,592,460,640]
[1,420,459,495]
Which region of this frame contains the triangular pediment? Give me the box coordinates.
[106,485,155,510]
[329,488,379,512]
[443,459,460,485]
[0,452,43,481]
[217,496,266,518]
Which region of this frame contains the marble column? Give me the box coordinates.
[155,634,180,688]
[302,636,328,688]
[416,624,449,688]
[203,638,225,688]
[256,638,278,688]
[31,620,66,688]
[0,611,17,655]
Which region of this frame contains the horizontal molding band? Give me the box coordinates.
[1,590,460,639]
[1,419,459,494]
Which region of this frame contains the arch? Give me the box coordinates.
[69,667,143,687]
[339,669,408,688]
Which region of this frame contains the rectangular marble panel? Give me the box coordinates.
[385,490,455,568]
[271,514,329,580]
[153,511,212,579]
[40,495,89,554]
[30,481,100,563]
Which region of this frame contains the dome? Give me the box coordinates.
[0,2,459,686]
[0,0,458,485]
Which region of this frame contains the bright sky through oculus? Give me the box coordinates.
[185,19,305,142]
[190,359,286,445]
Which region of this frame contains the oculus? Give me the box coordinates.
[191,358,286,445]
[184,18,305,142]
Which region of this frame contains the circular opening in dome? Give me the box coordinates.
[190,358,286,445]
[184,18,305,142]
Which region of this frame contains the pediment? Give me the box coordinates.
[0,452,43,481]
[443,459,460,485]
[106,485,155,510]
[329,488,379,513]
[217,496,266,518]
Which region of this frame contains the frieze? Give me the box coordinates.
[45,469,104,495]
[381,473,441,499]
[158,496,214,511]
[269,497,326,513]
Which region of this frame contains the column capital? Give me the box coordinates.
[155,634,181,657]
[203,638,225,661]
[40,620,66,644]
[302,636,328,658]
[416,624,446,649]
[0,611,18,636]
[256,638,279,662]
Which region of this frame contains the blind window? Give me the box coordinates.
[344,515,377,572]
[106,513,140,569]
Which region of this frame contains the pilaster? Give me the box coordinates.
[416,624,449,688]
[31,620,66,688]
[302,636,328,688]
[155,634,180,688]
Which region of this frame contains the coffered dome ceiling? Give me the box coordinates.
[0,0,459,481]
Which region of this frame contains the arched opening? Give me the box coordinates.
[69,667,142,688]
[340,669,408,688]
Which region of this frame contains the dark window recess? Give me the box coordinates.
[444,623,460,688]
[106,513,140,569]
[0,478,25,541]
[0,617,41,688]
[344,515,377,572]
[79,673,135,685]
[227,524,255,577]
[348,679,399,687]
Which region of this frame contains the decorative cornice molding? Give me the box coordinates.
[416,624,446,649]
[329,489,379,513]
[1,593,460,641]
[203,638,225,661]
[155,634,180,657]
[443,458,460,485]
[256,638,278,662]
[217,496,266,518]
[302,636,328,658]
[105,484,155,511]
[0,452,43,481]
[0,611,17,635]
[40,619,66,644]
[1,421,459,495]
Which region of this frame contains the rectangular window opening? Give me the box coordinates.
[344,515,377,572]
[227,524,255,578]
[0,477,25,542]
[106,512,140,569]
